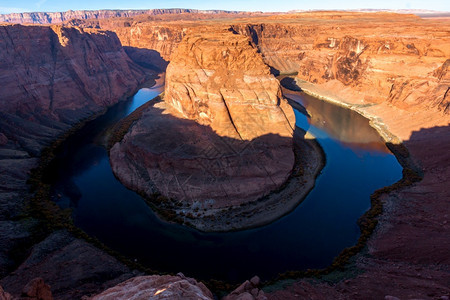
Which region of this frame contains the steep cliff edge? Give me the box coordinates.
[0,24,149,157]
[230,13,450,117]
[110,29,321,231]
[0,24,152,298]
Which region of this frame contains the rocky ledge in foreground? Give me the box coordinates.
[110,29,322,231]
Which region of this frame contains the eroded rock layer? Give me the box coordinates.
[110,29,295,215]
[231,13,450,115]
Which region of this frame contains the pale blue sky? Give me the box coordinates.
[0,0,448,14]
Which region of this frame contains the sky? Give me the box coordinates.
[0,0,449,14]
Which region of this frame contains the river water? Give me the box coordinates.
[48,75,402,283]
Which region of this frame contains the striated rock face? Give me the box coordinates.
[110,29,295,223]
[164,30,295,140]
[0,25,146,125]
[230,12,450,115]
[90,274,213,300]
[0,24,150,166]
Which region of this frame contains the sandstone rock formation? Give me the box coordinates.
[164,30,295,140]
[90,273,213,300]
[110,29,296,228]
[0,24,148,154]
[229,12,450,116]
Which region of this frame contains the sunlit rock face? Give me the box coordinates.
[110,29,295,210]
[230,12,450,115]
[164,29,295,140]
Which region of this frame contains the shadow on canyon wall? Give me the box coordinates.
[280,77,302,91]
[124,47,169,72]
[401,124,450,175]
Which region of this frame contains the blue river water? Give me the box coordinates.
[48,75,402,283]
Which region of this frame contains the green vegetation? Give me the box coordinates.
[108,93,163,149]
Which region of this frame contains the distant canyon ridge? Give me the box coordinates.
[0,9,264,24]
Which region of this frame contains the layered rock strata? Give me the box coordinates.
[230,12,450,116]
[110,29,300,230]
[82,11,449,117]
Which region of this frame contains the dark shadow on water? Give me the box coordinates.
[280,77,302,92]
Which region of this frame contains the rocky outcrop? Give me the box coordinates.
[0,9,250,25]
[164,30,294,140]
[224,276,267,300]
[21,278,53,300]
[0,230,139,299]
[0,285,12,300]
[110,29,297,230]
[90,273,213,300]
[0,24,148,153]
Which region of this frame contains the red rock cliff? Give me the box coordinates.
[164,29,295,140]
[0,24,150,291]
[0,24,147,154]
[230,13,450,115]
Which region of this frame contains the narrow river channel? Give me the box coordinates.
[47,74,402,283]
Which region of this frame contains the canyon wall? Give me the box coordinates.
[0,24,151,298]
[86,12,449,117]
[231,13,450,116]
[110,29,296,228]
[0,24,148,155]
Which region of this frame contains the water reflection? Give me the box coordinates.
[284,90,389,153]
